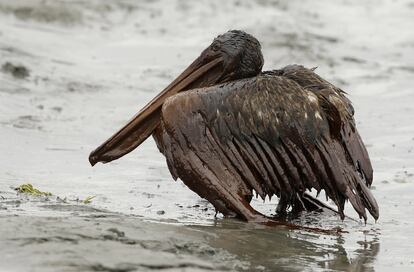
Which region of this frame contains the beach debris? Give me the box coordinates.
[83,195,96,204]
[1,62,30,79]
[107,228,125,238]
[15,183,52,196]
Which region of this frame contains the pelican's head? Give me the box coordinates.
[197,30,264,84]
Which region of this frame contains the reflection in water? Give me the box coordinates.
[192,219,380,271]
[326,235,379,272]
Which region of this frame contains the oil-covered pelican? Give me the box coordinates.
[89,30,379,223]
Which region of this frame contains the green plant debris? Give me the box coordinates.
[83,195,96,204]
[15,183,52,196]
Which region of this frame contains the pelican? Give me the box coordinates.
[89,30,379,224]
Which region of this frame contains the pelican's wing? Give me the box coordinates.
[160,67,378,221]
[170,69,378,221]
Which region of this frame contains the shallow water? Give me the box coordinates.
[1,0,414,271]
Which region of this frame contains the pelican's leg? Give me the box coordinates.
[300,192,339,214]
[276,194,289,215]
[276,193,314,215]
[286,192,339,216]
[276,192,338,216]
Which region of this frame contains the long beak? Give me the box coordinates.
[89,54,224,166]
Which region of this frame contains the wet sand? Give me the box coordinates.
[1,0,414,271]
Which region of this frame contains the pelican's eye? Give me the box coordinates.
[211,42,220,52]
